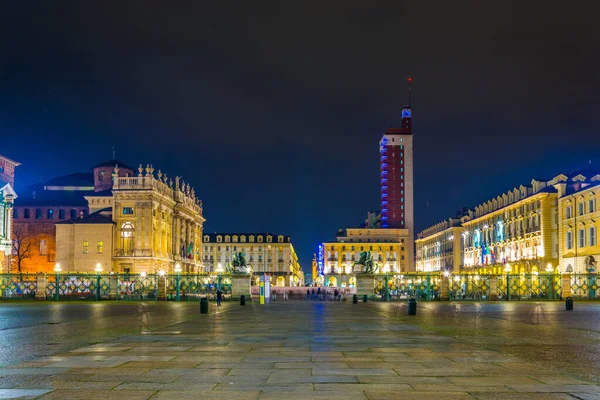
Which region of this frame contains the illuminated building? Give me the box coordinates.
[416,217,464,272]
[0,155,19,273]
[556,169,600,273]
[461,178,559,273]
[202,233,302,287]
[321,226,411,287]
[14,160,134,272]
[55,164,204,273]
[379,82,414,270]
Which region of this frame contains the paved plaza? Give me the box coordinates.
[0,300,600,399]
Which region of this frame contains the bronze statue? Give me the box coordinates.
[354,250,378,274]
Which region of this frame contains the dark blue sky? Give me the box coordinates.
[2,1,599,274]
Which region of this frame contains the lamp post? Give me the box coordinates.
[95,263,102,301]
[54,263,61,301]
[504,263,512,301]
[174,263,182,301]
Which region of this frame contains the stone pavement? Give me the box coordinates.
[1,301,599,399]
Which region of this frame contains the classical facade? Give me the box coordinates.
[462,179,558,273]
[556,169,600,274]
[13,160,133,273]
[202,233,302,287]
[52,163,204,274]
[416,217,464,272]
[0,155,19,273]
[321,227,411,287]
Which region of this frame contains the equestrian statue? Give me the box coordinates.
[227,252,251,274]
[353,250,378,274]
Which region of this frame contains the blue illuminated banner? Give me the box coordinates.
[317,244,324,276]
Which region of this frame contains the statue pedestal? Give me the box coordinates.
[356,274,376,299]
[231,273,251,301]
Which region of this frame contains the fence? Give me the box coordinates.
[449,275,491,301]
[569,274,599,299]
[0,274,38,299]
[497,273,561,301]
[373,274,441,301]
[165,274,232,301]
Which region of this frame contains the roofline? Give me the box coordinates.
[0,155,21,166]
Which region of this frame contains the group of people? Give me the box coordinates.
[306,287,346,301]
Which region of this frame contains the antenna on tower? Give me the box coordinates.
[407,77,413,107]
[112,147,115,159]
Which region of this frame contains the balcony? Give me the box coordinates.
[114,249,153,257]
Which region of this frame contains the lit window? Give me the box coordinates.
[47,209,54,219]
[83,241,89,254]
[97,241,104,253]
[566,231,573,249]
[40,239,47,256]
[565,206,573,219]
[123,207,134,215]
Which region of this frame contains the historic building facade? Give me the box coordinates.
[415,217,464,272]
[52,163,204,274]
[461,179,559,273]
[202,233,302,287]
[0,155,19,273]
[13,160,133,273]
[556,170,600,274]
[321,227,411,287]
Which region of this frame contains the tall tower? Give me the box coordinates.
[379,78,414,270]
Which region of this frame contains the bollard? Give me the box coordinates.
[408,298,417,315]
[353,294,358,304]
[200,298,209,314]
[363,294,368,303]
[565,296,573,311]
[240,295,246,306]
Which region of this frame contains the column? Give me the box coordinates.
[489,275,498,301]
[561,273,571,299]
[440,276,449,301]
[36,273,47,300]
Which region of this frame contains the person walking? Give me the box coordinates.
[216,288,222,306]
[306,289,310,300]
[317,287,322,301]
[311,288,315,300]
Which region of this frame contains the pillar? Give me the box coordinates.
[158,275,166,301]
[561,273,571,299]
[36,273,46,300]
[440,276,449,301]
[489,275,498,301]
[109,274,118,300]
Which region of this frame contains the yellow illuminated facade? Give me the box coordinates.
[557,172,600,273]
[202,233,302,287]
[322,228,411,287]
[462,179,558,273]
[416,218,463,272]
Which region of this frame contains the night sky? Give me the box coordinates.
[2,2,599,275]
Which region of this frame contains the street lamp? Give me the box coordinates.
[174,263,182,301]
[54,263,61,301]
[95,263,103,301]
[504,263,511,301]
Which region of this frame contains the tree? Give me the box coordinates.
[11,225,33,274]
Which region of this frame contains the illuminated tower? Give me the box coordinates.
[379,78,414,269]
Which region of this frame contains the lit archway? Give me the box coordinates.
[276,276,285,287]
[328,276,337,287]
